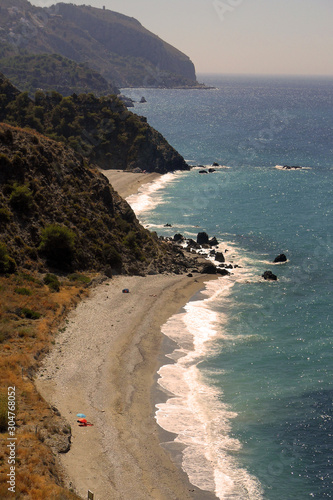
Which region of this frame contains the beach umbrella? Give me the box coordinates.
[76,413,86,418]
[77,418,87,424]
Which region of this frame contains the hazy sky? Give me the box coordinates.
[31,0,333,76]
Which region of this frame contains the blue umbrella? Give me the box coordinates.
[76,413,86,418]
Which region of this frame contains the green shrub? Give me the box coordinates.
[67,273,90,284]
[0,153,11,168]
[14,287,32,296]
[20,307,41,320]
[123,231,137,249]
[9,183,34,211]
[102,244,122,269]
[39,224,75,268]
[43,273,60,292]
[0,208,11,225]
[0,243,16,274]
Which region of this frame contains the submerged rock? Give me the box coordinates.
[199,170,208,174]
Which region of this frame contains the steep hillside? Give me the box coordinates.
[0,0,201,88]
[0,73,189,173]
[0,123,191,276]
[0,52,118,96]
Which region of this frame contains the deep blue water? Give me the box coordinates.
[123,75,333,499]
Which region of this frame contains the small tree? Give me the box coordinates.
[39,224,75,268]
[9,183,33,212]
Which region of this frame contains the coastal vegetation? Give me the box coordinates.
[0,120,193,497]
[0,52,118,97]
[0,73,189,173]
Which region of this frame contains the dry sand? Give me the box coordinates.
[36,171,219,500]
[101,169,161,199]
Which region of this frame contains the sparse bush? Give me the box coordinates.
[123,231,137,249]
[43,273,60,292]
[67,273,90,284]
[0,242,16,274]
[14,287,32,296]
[0,152,11,168]
[9,183,34,211]
[39,224,75,268]
[102,244,122,269]
[0,208,11,225]
[20,307,41,320]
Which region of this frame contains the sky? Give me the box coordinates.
[31,0,333,76]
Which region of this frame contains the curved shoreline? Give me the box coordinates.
[36,172,219,500]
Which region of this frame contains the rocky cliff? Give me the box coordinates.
[0,73,190,174]
[0,0,200,89]
[0,123,192,275]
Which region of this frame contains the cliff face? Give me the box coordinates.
[0,0,199,88]
[0,124,189,275]
[0,73,190,174]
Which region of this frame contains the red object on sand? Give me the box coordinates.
[77,418,87,423]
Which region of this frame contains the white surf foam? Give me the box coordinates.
[156,257,264,499]
[275,165,311,171]
[126,171,183,215]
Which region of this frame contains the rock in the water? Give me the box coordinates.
[199,170,208,174]
[197,232,209,245]
[201,263,217,274]
[174,233,184,242]
[208,168,216,173]
[215,251,225,263]
[262,271,277,281]
[139,96,147,103]
[164,223,172,227]
[209,236,219,246]
[273,253,287,263]
[217,268,230,276]
[212,162,219,167]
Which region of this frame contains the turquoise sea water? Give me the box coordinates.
[123,75,333,499]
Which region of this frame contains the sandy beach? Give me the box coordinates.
[101,169,161,199]
[36,171,218,500]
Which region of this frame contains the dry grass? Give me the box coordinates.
[0,271,95,499]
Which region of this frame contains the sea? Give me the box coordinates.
[122,74,333,499]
